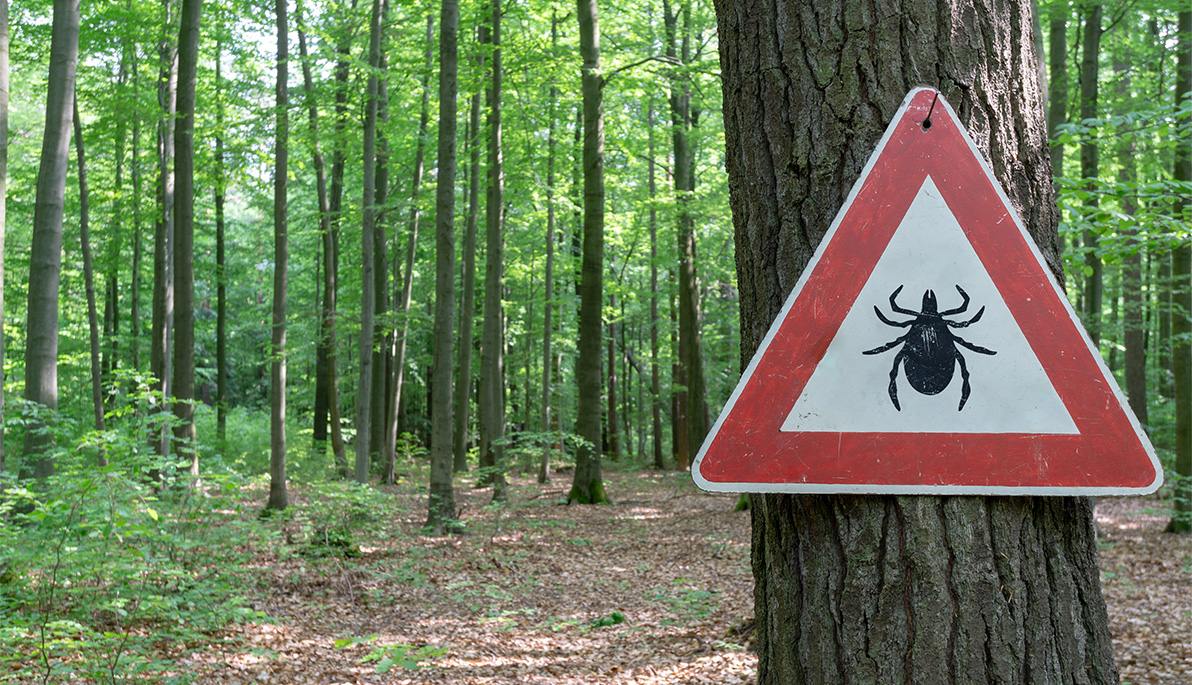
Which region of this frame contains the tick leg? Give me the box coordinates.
[956,350,971,410]
[889,285,918,316]
[948,305,986,328]
[939,285,971,316]
[874,307,915,328]
[888,349,905,411]
[863,333,910,355]
[953,334,996,355]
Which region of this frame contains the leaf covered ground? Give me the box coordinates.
[11,466,1191,683]
[180,468,758,684]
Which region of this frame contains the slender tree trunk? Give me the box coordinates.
[671,288,688,469]
[214,40,227,446]
[568,0,609,505]
[606,295,618,459]
[0,0,6,475]
[150,6,177,461]
[130,60,142,374]
[1168,10,1192,534]
[479,0,508,502]
[648,101,663,470]
[427,0,459,533]
[73,100,106,456]
[1080,4,1102,346]
[386,14,435,484]
[172,0,201,480]
[21,0,78,475]
[266,0,289,512]
[318,2,353,476]
[1116,35,1146,429]
[314,0,356,475]
[716,0,1118,680]
[355,0,384,484]
[453,39,483,475]
[370,16,392,471]
[1047,1,1067,181]
[539,11,559,484]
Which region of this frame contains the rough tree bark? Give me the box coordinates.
[21,0,78,475]
[215,38,227,445]
[1115,32,1146,430]
[714,0,1119,680]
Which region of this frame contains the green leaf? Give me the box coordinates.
[374,656,395,674]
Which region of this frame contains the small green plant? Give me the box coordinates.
[589,610,626,628]
[335,636,447,673]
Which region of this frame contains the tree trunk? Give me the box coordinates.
[21,0,78,475]
[0,0,7,475]
[315,0,356,477]
[172,0,200,480]
[568,0,608,505]
[355,0,383,484]
[648,101,663,470]
[1168,10,1191,535]
[130,60,142,374]
[453,62,481,475]
[1116,35,1146,430]
[606,295,618,459]
[539,10,559,485]
[666,0,708,466]
[150,3,177,462]
[1079,4,1102,347]
[385,13,434,485]
[214,39,227,447]
[478,2,508,502]
[1047,2,1067,181]
[427,0,459,533]
[73,100,106,455]
[714,0,1118,680]
[266,0,289,512]
[370,21,391,472]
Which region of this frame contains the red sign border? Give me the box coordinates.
[693,87,1162,495]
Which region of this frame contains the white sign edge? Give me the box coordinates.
[691,86,1164,497]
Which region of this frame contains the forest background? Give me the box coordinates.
[0,0,1189,681]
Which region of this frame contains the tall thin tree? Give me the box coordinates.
[427,0,460,533]
[150,0,177,462]
[172,0,201,479]
[355,0,384,484]
[479,0,508,502]
[266,0,289,512]
[569,0,609,504]
[0,0,9,475]
[1168,9,1191,535]
[21,0,79,476]
[73,100,106,459]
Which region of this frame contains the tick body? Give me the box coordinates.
[862,285,996,411]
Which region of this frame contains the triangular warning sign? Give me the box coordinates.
[693,87,1162,496]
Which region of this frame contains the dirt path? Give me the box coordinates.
[178,471,1189,684]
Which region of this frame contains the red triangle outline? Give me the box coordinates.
[693,88,1162,495]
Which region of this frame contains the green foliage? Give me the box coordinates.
[0,451,266,682]
[333,636,448,673]
[589,610,626,627]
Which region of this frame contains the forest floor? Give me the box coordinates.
[162,468,1189,684]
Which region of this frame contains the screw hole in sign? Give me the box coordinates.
[921,92,939,130]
